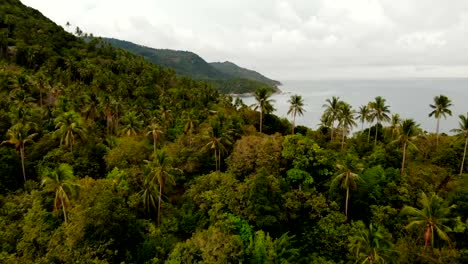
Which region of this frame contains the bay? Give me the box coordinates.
[236,78,468,134]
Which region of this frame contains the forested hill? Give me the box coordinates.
[103,37,280,94]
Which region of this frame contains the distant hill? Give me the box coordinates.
[103,38,279,94]
[210,61,281,86]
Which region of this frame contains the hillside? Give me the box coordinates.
[210,61,281,86]
[103,37,279,94]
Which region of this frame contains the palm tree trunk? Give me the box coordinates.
[292,113,296,134]
[157,183,162,226]
[367,123,372,143]
[341,127,346,150]
[460,137,468,175]
[345,187,349,219]
[60,195,68,223]
[214,148,218,171]
[218,148,222,171]
[436,117,440,148]
[361,121,364,131]
[374,122,379,146]
[260,109,263,133]
[401,142,407,175]
[153,134,156,154]
[20,146,26,182]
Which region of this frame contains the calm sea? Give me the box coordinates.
[236,79,468,134]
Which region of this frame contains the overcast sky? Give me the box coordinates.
[21,0,468,80]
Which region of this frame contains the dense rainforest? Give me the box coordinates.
[103,38,280,94]
[1,0,468,263]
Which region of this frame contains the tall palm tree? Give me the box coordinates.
[146,121,164,154]
[322,96,342,140]
[205,119,232,171]
[429,95,453,147]
[287,94,305,134]
[145,149,180,225]
[54,111,86,152]
[41,163,79,223]
[251,87,275,133]
[2,123,37,182]
[389,113,401,139]
[338,102,356,150]
[369,96,391,146]
[139,169,158,219]
[331,154,363,219]
[357,105,370,131]
[401,192,455,249]
[183,110,197,146]
[451,113,468,175]
[349,223,393,264]
[394,119,420,175]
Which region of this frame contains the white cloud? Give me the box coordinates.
[20,0,468,80]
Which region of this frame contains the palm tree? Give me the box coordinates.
[146,121,164,154]
[338,102,356,150]
[119,111,143,137]
[394,119,420,175]
[429,95,453,147]
[357,105,370,131]
[251,87,275,133]
[451,113,468,175]
[183,110,197,146]
[322,96,342,140]
[41,163,79,223]
[349,223,393,264]
[331,154,363,219]
[54,111,86,152]
[369,96,391,146]
[205,119,232,171]
[2,123,37,182]
[389,113,401,139]
[401,192,455,249]
[145,149,180,225]
[139,169,158,219]
[287,94,305,134]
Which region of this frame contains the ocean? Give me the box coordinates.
[236,79,468,134]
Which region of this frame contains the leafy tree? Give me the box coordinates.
[401,192,456,249]
[54,111,86,152]
[429,95,453,147]
[369,96,391,146]
[331,154,363,219]
[205,118,232,171]
[451,113,468,175]
[287,94,305,134]
[349,222,393,264]
[41,163,79,223]
[251,87,275,133]
[2,123,37,182]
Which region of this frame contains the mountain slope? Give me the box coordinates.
[210,61,281,86]
[102,37,280,93]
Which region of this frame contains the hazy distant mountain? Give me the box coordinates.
[210,61,281,86]
[103,38,279,93]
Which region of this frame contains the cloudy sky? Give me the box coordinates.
[21,0,468,80]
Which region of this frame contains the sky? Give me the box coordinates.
[21,0,468,80]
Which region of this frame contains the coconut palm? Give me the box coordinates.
[54,111,86,152]
[331,154,363,219]
[389,113,401,139]
[338,102,356,150]
[429,95,453,147]
[145,149,180,225]
[401,192,456,249]
[205,118,232,171]
[119,111,143,137]
[41,163,79,223]
[183,110,197,146]
[287,94,305,134]
[369,96,391,146]
[2,123,37,182]
[251,87,275,133]
[394,119,420,175]
[322,96,342,140]
[349,223,393,264]
[357,105,370,131]
[147,120,164,154]
[451,113,468,175]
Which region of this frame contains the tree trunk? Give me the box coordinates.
[218,147,222,171]
[292,113,296,134]
[461,137,468,175]
[367,124,372,143]
[345,187,349,219]
[341,127,346,150]
[157,182,162,226]
[436,117,440,148]
[260,109,263,133]
[60,194,68,223]
[153,134,156,154]
[374,122,379,146]
[401,142,407,175]
[20,146,26,182]
[214,148,218,171]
